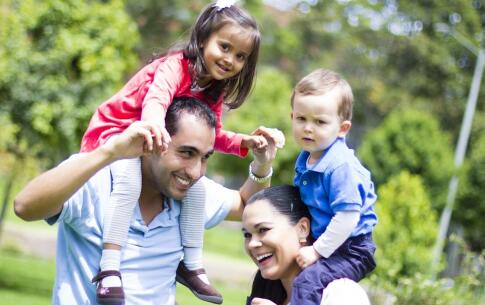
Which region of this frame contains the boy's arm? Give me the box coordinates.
[14,121,156,221]
[312,211,360,258]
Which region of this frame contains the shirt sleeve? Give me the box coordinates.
[200,176,236,229]
[45,154,111,226]
[313,211,360,258]
[211,97,248,157]
[329,163,363,212]
[141,56,186,119]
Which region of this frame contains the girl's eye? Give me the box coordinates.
[243,232,251,239]
[317,120,326,125]
[220,43,229,51]
[236,54,246,61]
[259,227,270,234]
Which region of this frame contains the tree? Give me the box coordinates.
[373,171,438,283]
[208,66,299,185]
[0,0,140,162]
[359,108,454,210]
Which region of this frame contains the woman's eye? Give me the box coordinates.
[259,227,270,234]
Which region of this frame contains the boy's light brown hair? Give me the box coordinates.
[290,69,354,121]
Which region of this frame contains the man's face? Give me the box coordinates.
[144,112,215,200]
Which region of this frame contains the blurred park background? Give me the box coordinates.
[1,0,485,304]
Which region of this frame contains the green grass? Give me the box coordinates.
[0,245,250,304]
[176,281,249,305]
[204,221,248,261]
[0,288,51,305]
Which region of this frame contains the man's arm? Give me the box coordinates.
[225,126,282,221]
[14,121,157,221]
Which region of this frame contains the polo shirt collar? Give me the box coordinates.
[296,137,346,173]
[132,197,179,231]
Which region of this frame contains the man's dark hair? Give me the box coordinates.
[165,97,216,136]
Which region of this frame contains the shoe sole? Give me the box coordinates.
[176,274,223,304]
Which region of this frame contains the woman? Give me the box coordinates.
[242,185,370,305]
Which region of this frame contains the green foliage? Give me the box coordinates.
[359,108,454,210]
[208,66,299,184]
[455,113,485,250]
[0,0,139,162]
[373,171,438,283]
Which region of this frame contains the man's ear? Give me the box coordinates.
[290,112,294,120]
[338,120,351,137]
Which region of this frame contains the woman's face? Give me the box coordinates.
[242,199,308,281]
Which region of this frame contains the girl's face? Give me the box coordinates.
[242,199,309,282]
[201,23,254,82]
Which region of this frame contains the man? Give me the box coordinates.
[14,98,279,305]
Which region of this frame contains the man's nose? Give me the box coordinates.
[186,158,204,180]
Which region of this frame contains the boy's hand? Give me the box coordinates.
[296,246,321,269]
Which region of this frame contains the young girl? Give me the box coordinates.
[82,1,268,304]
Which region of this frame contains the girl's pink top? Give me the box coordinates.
[80,52,247,157]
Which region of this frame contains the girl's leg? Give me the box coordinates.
[99,157,142,288]
[177,179,222,304]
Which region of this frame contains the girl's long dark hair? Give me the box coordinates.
[246,185,311,305]
[182,3,260,109]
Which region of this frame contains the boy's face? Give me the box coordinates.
[291,89,351,162]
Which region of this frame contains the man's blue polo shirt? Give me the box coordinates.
[47,156,234,305]
[294,138,377,239]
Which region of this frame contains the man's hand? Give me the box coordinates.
[251,298,278,305]
[296,246,321,269]
[103,121,166,161]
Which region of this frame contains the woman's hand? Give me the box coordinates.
[251,297,278,305]
[296,245,321,269]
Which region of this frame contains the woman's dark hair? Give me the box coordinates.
[246,185,311,305]
[182,3,260,109]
